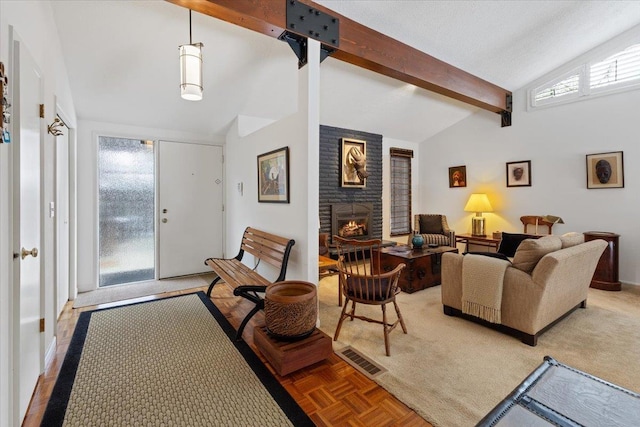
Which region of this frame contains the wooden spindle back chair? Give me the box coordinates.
[333,236,407,356]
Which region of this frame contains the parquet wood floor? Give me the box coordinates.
[22,284,431,427]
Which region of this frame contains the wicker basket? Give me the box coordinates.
[264,281,317,341]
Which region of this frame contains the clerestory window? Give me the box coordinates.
[590,43,640,91]
[530,42,640,109]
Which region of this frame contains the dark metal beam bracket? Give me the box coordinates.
[501,94,513,127]
[279,31,335,68]
[286,0,339,48]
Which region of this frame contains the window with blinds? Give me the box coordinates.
[590,43,640,90]
[530,41,640,109]
[389,148,413,236]
[534,73,580,103]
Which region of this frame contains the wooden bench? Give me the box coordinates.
[204,227,295,340]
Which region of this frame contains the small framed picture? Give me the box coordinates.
[257,146,289,203]
[506,160,531,187]
[341,138,368,187]
[586,151,624,189]
[448,165,467,188]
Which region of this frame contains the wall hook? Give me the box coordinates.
[47,117,64,136]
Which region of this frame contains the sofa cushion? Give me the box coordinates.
[512,236,562,273]
[560,232,584,249]
[497,232,532,257]
[419,215,443,234]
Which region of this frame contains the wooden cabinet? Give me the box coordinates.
[584,231,620,291]
[373,246,458,293]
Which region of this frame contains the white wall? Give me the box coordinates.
[0,1,77,425]
[224,41,321,284]
[382,137,420,244]
[75,120,222,292]
[420,85,640,285]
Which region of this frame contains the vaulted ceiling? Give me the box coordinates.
[51,1,640,143]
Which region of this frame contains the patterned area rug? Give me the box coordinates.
[42,292,313,426]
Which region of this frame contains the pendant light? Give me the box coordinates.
[179,9,203,101]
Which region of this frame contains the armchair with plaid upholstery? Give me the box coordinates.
[408,214,455,247]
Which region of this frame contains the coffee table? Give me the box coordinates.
[372,245,458,293]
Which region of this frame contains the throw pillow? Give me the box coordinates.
[419,215,443,234]
[497,232,532,257]
[560,232,584,249]
[512,235,562,273]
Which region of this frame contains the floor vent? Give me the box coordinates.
[337,346,387,379]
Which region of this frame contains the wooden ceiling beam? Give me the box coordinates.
[167,0,512,121]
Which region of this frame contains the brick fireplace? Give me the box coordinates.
[319,125,382,244]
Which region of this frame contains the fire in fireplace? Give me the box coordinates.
[331,203,373,241]
[339,219,368,238]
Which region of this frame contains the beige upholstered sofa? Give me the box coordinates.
[441,234,607,346]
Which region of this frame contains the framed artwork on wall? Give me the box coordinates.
[448,165,467,188]
[586,151,624,189]
[257,146,290,203]
[341,138,368,187]
[506,160,531,187]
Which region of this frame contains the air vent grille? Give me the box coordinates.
[337,346,386,379]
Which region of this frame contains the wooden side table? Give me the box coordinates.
[584,231,620,291]
[254,326,332,376]
[455,233,501,253]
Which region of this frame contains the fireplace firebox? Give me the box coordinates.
[331,203,373,242]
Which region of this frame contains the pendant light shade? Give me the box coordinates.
[179,10,203,101]
[179,43,203,100]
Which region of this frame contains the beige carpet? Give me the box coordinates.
[317,276,640,427]
[72,273,215,308]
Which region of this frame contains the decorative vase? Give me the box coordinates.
[264,281,317,341]
[412,233,424,249]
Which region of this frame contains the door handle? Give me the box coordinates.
[162,218,168,223]
[21,247,38,259]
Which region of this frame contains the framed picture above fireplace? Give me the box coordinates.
[257,146,289,203]
[341,138,368,188]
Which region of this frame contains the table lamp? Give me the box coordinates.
[464,193,493,236]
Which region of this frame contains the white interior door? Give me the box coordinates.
[158,141,223,278]
[55,119,69,316]
[12,37,43,424]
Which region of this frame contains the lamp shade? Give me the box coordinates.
[179,43,203,101]
[464,193,493,213]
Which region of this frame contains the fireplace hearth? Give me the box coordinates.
[331,203,373,242]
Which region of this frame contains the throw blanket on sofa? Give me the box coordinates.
[462,255,510,324]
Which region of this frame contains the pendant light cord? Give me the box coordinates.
[189,9,193,45]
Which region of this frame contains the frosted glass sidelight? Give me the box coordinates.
[98,137,155,286]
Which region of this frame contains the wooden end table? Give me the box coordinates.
[372,245,458,293]
[319,255,342,305]
[455,233,501,252]
[584,231,620,291]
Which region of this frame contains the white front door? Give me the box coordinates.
[12,37,43,424]
[158,141,223,278]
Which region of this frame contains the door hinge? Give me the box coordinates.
[39,104,45,118]
[39,318,45,332]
